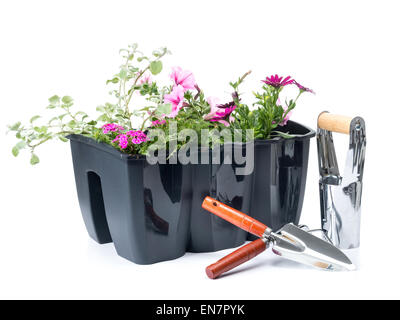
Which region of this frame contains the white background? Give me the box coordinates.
[0,0,399,300]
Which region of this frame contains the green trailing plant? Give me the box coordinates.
[7,95,98,165]
[7,43,173,164]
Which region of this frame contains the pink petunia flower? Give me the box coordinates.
[163,85,185,118]
[203,97,221,121]
[139,72,153,85]
[262,75,295,88]
[294,81,315,94]
[170,67,196,91]
[102,123,124,134]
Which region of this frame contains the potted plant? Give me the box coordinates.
[7,43,315,264]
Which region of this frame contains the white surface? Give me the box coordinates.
[0,0,399,300]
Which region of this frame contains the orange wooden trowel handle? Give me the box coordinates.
[206,238,267,279]
[202,196,268,238]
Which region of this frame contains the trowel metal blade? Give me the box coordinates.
[271,223,356,271]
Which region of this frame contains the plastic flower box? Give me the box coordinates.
[68,120,314,264]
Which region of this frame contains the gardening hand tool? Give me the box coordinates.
[317,112,366,249]
[202,197,355,279]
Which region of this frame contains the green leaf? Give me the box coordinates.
[34,126,47,133]
[155,103,172,117]
[150,61,163,75]
[49,117,58,124]
[30,153,40,165]
[97,114,109,122]
[59,136,68,142]
[68,120,76,128]
[12,146,19,157]
[87,120,97,126]
[119,68,128,79]
[62,96,73,104]
[48,95,60,104]
[106,77,119,84]
[16,141,27,149]
[96,106,105,112]
[30,115,41,123]
[128,66,140,73]
[9,122,21,131]
[75,111,87,117]
[271,131,299,139]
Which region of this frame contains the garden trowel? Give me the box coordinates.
[202,197,355,279]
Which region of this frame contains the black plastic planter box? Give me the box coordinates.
[68,120,314,264]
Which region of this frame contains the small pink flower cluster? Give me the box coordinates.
[163,67,196,118]
[102,123,147,149]
[101,123,124,134]
[112,130,147,149]
[151,119,166,127]
[126,130,148,144]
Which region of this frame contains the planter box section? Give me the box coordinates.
[187,146,252,252]
[69,134,191,264]
[248,121,315,239]
[68,136,251,264]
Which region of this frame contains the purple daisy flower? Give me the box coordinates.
[209,105,237,126]
[216,101,236,109]
[294,81,315,94]
[262,75,295,88]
